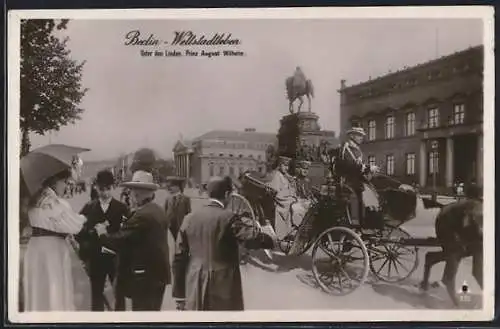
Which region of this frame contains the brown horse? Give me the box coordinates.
[420,191,483,307]
[285,67,314,113]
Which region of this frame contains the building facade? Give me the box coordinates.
[339,46,483,192]
[173,128,277,186]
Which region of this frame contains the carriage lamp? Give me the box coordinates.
[430,140,439,202]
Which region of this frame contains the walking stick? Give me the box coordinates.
[68,236,113,311]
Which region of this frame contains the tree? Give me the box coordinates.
[20,19,88,156]
[155,158,176,182]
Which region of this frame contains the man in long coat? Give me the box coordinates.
[172,176,276,311]
[164,176,191,241]
[96,170,171,311]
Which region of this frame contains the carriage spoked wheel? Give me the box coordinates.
[367,224,419,283]
[311,226,370,296]
[226,193,257,265]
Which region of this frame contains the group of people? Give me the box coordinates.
[265,126,381,245]
[21,160,277,312]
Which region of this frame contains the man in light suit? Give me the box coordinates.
[267,156,297,238]
[164,176,191,241]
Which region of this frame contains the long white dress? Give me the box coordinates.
[23,187,87,311]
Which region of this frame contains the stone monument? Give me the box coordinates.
[273,68,338,184]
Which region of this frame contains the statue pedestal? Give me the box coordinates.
[274,112,338,178]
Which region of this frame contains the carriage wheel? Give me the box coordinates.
[226,193,257,264]
[368,224,419,283]
[312,226,369,296]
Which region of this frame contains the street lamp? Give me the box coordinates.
[430,140,439,202]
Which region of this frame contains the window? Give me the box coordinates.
[239,154,243,158]
[209,165,214,177]
[257,155,262,160]
[385,116,395,139]
[219,166,225,176]
[429,151,439,174]
[428,108,439,128]
[229,166,235,176]
[368,120,376,141]
[453,104,465,125]
[406,153,415,175]
[405,112,416,136]
[386,155,395,176]
[258,166,263,173]
[368,155,376,167]
[219,153,224,157]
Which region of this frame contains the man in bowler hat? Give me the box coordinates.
[164,176,191,240]
[95,170,171,311]
[76,170,129,311]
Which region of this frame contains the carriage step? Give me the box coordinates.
[397,237,440,247]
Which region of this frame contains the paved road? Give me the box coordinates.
[64,188,481,311]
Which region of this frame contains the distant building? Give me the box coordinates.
[339,45,483,192]
[173,128,277,186]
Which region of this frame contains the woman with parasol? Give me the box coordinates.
[21,144,90,311]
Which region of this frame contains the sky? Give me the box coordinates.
[28,18,483,161]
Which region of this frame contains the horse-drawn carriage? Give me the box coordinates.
[227,169,421,296]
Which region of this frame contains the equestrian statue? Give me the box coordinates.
[285,66,315,114]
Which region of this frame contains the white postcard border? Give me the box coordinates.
[7,6,495,323]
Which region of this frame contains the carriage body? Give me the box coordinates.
[230,170,420,296]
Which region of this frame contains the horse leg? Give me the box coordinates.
[307,95,312,112]
[420,250,446,291]
[298,96,303,113]
[442,251,462,306]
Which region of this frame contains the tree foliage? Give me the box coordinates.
[20,19,88,155]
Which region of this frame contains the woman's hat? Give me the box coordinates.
[346,127,366,136]
[95,170,115,187]
[120,170,159,190]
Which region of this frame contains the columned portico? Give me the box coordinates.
[419,140,427,187]
[445,137,454,188]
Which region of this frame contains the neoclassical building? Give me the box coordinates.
[173,128,277,186]
[339,45,483,192]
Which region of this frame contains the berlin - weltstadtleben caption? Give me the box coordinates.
[125,30,245,58]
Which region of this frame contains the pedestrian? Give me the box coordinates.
[90,180,99,201]
[172,176,276,311]
[23,168,88,311]
[164,176,191,241]
[75,170,129,311]
[95,170,170,311]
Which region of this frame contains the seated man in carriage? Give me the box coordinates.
[336,126,381,228]
[266,156,297,238]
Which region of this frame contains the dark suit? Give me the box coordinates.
[99,201,171,311]
[172,200,274,310]
[164,193,191,240]
[77,198,129,311]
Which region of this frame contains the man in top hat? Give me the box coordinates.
[76,170,130,311]
[95,170,171,311]
[267,156,297,238]
[172,176,276,311]
[164,176,191,241]
[336,126,380,226]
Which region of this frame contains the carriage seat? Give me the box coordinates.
[245,171,275,184]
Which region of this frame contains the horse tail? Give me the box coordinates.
[307,79,315,98]
[285,76,293,99]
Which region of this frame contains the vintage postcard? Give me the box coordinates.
[7,6,494,323]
